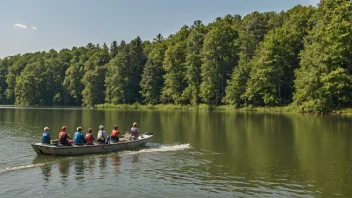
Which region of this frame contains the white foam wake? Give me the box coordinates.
[0,163,46,174]
[124,144,191,155]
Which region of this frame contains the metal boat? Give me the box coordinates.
[31,134,153,156]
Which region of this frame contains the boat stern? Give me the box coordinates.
[31,143,55,155]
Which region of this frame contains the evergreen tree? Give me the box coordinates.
[128,37,146,102]
[105,37,146,104]
[140,35,167,104]
[110,41,118,58]
[105,43,130,104]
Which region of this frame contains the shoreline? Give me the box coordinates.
[0,103,350,114]
[94,103,352,114]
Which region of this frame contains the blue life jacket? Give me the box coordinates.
[42,132,51,144]
[73,132,84,145]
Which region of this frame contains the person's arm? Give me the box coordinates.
[67,133,72,140]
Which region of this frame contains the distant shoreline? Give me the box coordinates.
[94,103,352,114]
[0,104,350,114]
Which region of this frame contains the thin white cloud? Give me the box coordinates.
[310,0,320,6]
[13,23,27,29]
[31,26,37,30]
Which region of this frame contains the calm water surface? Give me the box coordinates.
[0,107,352,197]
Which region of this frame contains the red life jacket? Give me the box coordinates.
[85,133,93,143]
[59,131,68,144]
[111,130,119,137]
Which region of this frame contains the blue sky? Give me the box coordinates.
[0,0,319,58]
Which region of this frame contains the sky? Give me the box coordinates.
[0,0,320,58]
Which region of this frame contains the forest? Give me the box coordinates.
[0,0,351,112]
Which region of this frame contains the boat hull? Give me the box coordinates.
[31,134,152,156]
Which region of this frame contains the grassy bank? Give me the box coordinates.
[94,103,352,114]
[94,103,303,113]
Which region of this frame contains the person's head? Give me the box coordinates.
[133,122,137,127]
[114,124,118,130]
[99,125,104,130]
[88,128,92,133]
[77,127,82,132]
[61,126,67,131]
[44,127,50,132]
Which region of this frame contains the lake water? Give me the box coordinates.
[0,107,352,197]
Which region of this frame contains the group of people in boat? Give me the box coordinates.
[41,122,140,146]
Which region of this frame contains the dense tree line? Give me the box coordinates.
[0,0,351,112]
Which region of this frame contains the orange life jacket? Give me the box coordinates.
[111,130,119,137]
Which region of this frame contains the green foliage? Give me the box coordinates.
[162,42,188,104]
[200,21,239,106]
[63,55,84,105]
[82,46,110,106]
[223,65,249,107]
[224,11,279,106]
[14,59,47,105]
[140,35,166,104]
[5,54,33,103]
[161,26,190,104]
[105,43,128,104]
[105,37,146,104]
[293,0,352,112]
[183,21,207,105]
[49,50,72,105]
[0,58,9,103]
[244,28,302,106]
[1,3,352,113]
[110,41,118,58]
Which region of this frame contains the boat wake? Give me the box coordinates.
[122,143,191,155]
[0,163,46,174]
[0,154,36,164]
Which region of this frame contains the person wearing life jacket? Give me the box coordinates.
[41,127,51,144]
[85,128,95,145]
[110,124,120,143]
[97,125,108,144]
[130,122,139,141]
[73,127,85,145]
[59,126,72,146]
